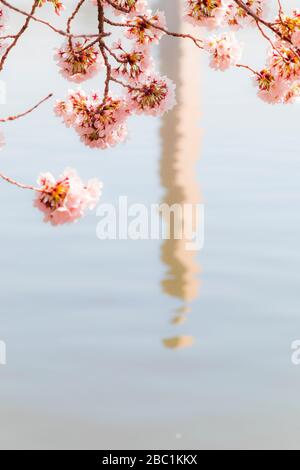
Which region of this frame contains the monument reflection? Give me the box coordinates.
[159,0,202,349]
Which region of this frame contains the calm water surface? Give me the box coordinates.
[0,1,300,450]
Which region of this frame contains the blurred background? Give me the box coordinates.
[0,0,300,450]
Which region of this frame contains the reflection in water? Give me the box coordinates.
[159,0,202,349]
[163,335,195,350]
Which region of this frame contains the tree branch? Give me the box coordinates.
[0,93,53,123]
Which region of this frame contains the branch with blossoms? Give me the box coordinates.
[0,0,300,226]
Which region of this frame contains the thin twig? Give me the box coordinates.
[0,172,42,191]
[0,93,53,123]
[0,0,38,71]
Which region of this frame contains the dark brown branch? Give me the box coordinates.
[97,0,111,99]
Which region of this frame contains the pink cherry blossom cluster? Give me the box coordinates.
[181,1,300,103]
[226,1,266,28]
[126,74,176,116]
[184,0,266,29]
[54,40,103,83]
[184,0,227,29]
[253,9,300,104]
[204,32,242,71]
[124,9,167,45]
[34,168,102,225]
[55,90,129,149]
[1,0,300,225]
[111,40,153,84]
[55,78,175,147]
[52,1,178,150]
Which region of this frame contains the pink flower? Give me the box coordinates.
[225,1,266,29]
[127,74,176,116]
[274,9,300,43]
[34,168,102,225]
[54,40,103,83]
[268,43,300,81]
[54,99,77,127]
[125,10,166,45]
[205,32,242,71]
[111,41,153,84]
[184,0,227,29]
[283,81,300,104]
[55,90,130,149]
[254,69,288,104]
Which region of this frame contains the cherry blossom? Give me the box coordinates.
[125,10,167,45]
[34,168,102,225]
[268,44,300,82]
[205,32,242,71]
[274,9,300,43]
[254,69,287,104]
[283,81,300,104]
[127,74,176,117]
[55,90,130,149]
[55,40,103,83]
[1,0,300,225]
[111,41,153,84]
[184,0,227,29]
[225,1,266,29]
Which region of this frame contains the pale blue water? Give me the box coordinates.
[0,0,300,450]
